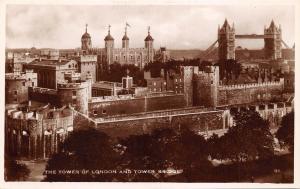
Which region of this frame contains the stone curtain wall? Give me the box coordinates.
[28,87,59,105]
[218,81,284,106]
[5,114,73,160]
[95,110,227,138]
[89,94,186,117]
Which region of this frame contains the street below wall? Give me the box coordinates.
[18,159,47,181]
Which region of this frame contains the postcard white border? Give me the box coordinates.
[0,0,299,188]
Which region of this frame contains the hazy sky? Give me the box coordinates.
[6,4,295,49]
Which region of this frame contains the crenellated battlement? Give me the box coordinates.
[90,92,181,103]
[57,81,90,89]
[218,81,283,90]
[29,87,57,95]
[80,55,97,62]
[5,70,37,80]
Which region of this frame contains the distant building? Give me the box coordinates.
[122,75,133,89]
[85,25,155,70]
[92,81,123,97]
[264,20,282,60]
[5,52,36,73]
[146,77,167,93]
[57,72,92,114]
[81,24,92,53]
[40,49,60,60]
[78,55,97,83]
[218,19,235,61]
[25,59,78,89]
[155,47,170,62]
[5,70,37,104]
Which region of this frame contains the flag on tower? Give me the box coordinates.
[126,22,131,27]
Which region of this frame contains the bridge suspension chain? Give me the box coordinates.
[281,39,290,49]
[200,39,218,61]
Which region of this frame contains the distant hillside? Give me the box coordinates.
[169,48,294,61]
[169,49,202,60]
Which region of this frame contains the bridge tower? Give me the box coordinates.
[218,19,235,61]
[264,20,282,60]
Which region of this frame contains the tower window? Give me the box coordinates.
[14,91,17,95]
[72,91,76,96]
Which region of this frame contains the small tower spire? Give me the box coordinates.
[108,24,111,34]
[85,24,88,33]
[270,19,275,28]
[148,26,150,35]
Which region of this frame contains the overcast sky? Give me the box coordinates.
[6,4,295,50]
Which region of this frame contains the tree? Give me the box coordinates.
[216,59,242,82]
[119,127,212,181]
[218,109,274,162]
[100,63,145,86]
[276,111,294,152]
[43,127,118,181]
[144,61,165,77]
[207,133,220,160]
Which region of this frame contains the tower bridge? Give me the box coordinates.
[201,19,291,61]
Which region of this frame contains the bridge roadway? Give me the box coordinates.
[235,34,274,39]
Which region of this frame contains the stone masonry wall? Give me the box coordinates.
[89,94,186,117]
[95,110,227,138]
[218,82,284,106]
[6,111,73,159]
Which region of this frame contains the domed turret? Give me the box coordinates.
[145,26,154,49]
[144,26,154,42]
[144,26,154,64]
[104,25,114,49]
[122,24,129,48]
[81,24,92,51]
[122,34,129,41]
[81,32,91,39]
[104,25,114,41]
[104,25,114,65]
